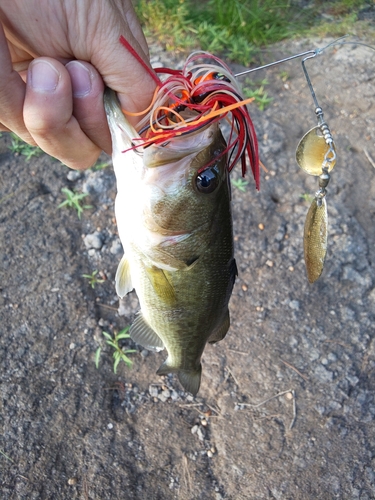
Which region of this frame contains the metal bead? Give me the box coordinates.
[319,172,330,189]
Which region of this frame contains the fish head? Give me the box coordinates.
[141,121,229,234]
[105,87,232,267]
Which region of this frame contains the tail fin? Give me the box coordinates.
[157,360,202,396]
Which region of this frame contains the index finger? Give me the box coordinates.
[0,23,33,142]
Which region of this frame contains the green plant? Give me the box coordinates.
[243,79,273,111]
[0,449,14,463]
[136,0,315,65]
[91,160,111,171]
[58,187,92,219]
[8,133,42,160]
[96,328,137,373]
[82,270,105,289]
[300,193,314,203]
[279,70,290,82]
[136,0,374,66]
[231,178,249,192]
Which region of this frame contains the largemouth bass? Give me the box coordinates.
[105,89,237,395]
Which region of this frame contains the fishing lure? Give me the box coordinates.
[119,36,259,188]
[296,55,336,283]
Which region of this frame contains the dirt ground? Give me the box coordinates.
[1,35,375,500]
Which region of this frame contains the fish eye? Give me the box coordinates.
[195,166,220,194]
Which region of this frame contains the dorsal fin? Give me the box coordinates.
[208,310,230,344]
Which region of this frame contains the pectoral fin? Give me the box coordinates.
[130,313,164,352]
[208,310,230,344]
[115,255,133,298]
[144,266,176,305]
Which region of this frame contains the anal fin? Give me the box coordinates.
[130,313,164,352]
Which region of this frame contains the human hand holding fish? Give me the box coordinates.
[0,0,157,169]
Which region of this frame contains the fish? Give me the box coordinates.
[103,43,258,395]
[104,88,238,395]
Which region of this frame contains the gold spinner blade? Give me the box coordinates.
[296,126,336,176]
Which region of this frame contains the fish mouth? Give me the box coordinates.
[144,122,219,168]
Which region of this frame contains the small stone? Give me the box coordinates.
[342,265,372,288]
[197,427,205,441]
[289,300,300,310]
[67,170,81,181]
[68,477,78,486]
[149,385,159,398]
[117,299,128,317]
[258,223,265,230]
[191,424,199,435]
[369,288,375,304]
[140,349,149,358]
[266,260,274,267]
[86,317,97,328]
[207,450,213,458]
[110,238,122,255]
[314,364,333,383]
[84,231,103,250]
[170,390,179,401]
[347,374,359,386]
[201,419,208,426]
[107,423,113,429]
[69,343,75,350]
[328,353,337,362]
[158,389,170,402]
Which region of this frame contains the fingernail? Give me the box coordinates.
[66,61,92,97]
[29,60,60,92]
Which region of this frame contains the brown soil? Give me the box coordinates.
[1,36,375,499]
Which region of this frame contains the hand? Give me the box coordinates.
[0,0,157,169]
